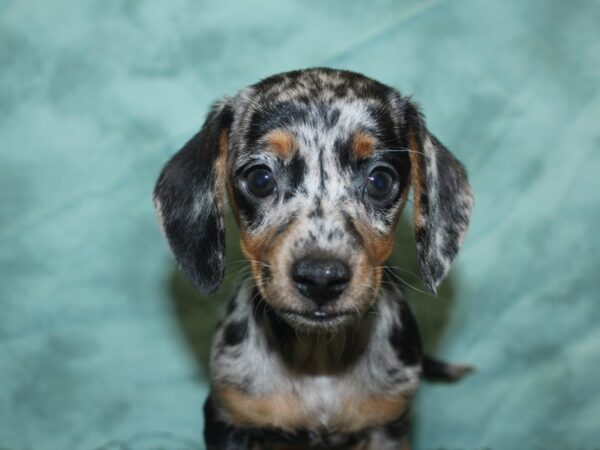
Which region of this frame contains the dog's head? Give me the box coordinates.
[154,69,472,331]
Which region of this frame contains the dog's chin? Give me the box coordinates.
[276,308,357,333]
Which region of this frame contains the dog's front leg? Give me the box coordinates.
[204,395,252,450]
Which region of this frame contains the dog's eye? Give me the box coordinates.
[245,166,276,198]
[366,167,398,202]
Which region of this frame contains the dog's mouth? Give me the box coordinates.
[277,308,355,329]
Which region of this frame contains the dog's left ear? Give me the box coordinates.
[153,100,233,294]
[402,99,474,294]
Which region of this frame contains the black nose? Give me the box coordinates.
[291,257,351,305]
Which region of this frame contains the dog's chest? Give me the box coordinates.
[211,285,420,433]
[288,372,408,431]
[215,344,415,434]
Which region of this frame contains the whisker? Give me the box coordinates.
[377,147,426,156]
[383,268,439,299]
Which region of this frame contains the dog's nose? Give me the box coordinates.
[291,257,351,305]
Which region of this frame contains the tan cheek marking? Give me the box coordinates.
[408,132,424,228]
[353,220,395,265]
[264,129,297,160]
[353,251,369,284]
[239,220,299,303]
[372,235,394,266]
[239,232,265,261]
[353,132,376,159]
[216,386,309,431]
[257,219,302,307]
[262,220,299,266]
[344,220,392,310]
[239,231,271,283]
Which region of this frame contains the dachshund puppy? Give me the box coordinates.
[154,68,473,449]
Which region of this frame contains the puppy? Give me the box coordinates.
[154,68,473,449]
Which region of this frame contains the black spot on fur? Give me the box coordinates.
[308,199,323,219]
[296,94,311,105]
[223,320,248,346]
[308,86,321,99]
[384,411,411,439]
[341,211,362,244]
[333,83,348,98]
[204,396,251,448]
[325,107,341,128]
[285,153,306,199]
[225,294,237,315]
[419,191,430,216]
[414,226,428,248]
[261,264,272,284]
[318,145,327,192]
[334,137,353,171]
[366,104,398,149]
[251,294,294,351]
[441,228,460,260]
[387,367,400,377]
[389,302,422,366]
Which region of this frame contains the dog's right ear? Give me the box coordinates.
[153,100,233,294]
[399,97,473,294]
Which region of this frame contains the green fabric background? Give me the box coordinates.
[1,0,599,449]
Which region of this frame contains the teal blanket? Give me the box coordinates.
[1,0,599,449]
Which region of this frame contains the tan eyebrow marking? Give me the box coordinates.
[264,129,297,159]
[352,132,376,159]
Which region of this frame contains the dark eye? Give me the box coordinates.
[366,167,398,202]
[245,166,276,198]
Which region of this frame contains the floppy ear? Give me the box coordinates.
[405,102,473,294]
[153,100,233,294]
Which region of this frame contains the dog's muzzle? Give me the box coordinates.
[291,256,352,306]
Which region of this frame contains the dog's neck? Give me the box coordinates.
[251,288,377,375]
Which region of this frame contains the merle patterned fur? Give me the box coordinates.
[153,68,473,449]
